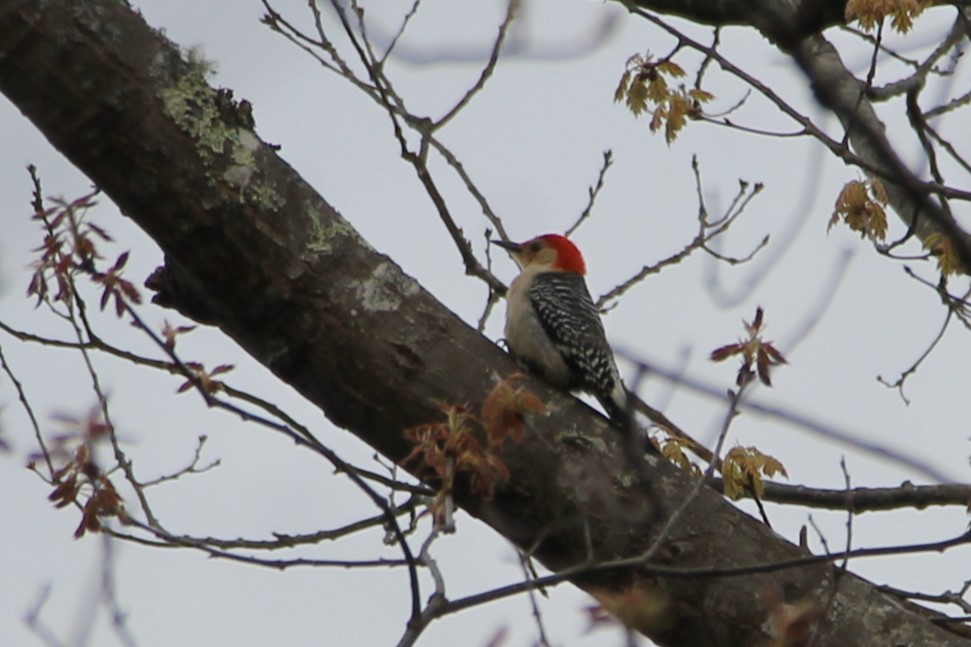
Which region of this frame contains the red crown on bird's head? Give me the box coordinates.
[535,234,586,275]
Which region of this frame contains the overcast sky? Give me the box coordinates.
[2,1,970,646]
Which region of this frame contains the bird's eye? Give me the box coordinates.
[529,242,541,252]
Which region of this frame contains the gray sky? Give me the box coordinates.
[2,1,970,646]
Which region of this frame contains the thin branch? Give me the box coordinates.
[907,87,951,218]
[434,531,971,619]
[261,2,366,88]
[115,498,420,552]
[136,435,220,487]
[877,579,971,615]
[433,0,519,130]
[1,317,433,496]
[923,120,971,176]
[519,551,552,647]
[710,479,971,512]
[477,230,502,332]
[694,27,720,89]
[332,0,506,298]
[901,267,971,333]
[923,86,971,119]
[619,354,958,483]
[565,149,614,237]
[839,457,853,573]
[65,276,161,529]
[701,116,806,138]
[114,520,410,570]
[22,584,66,647]
[0,341,50,473]
[597,158,764,308]
[124,298,425,622]
[395,530,447,647]
[99,534,137,647]
[841,18,883,149]
[379,0,421,65]
[877,303,954,404]
[864,15,966,102]
[428,138,510,241]
[263,0,514,292]
[641,382,748,563]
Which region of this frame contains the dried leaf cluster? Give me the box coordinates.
[845,0,928,32]
[829,179,889,242]
[660,436,702,477]
[721,445,789,501]
[614,53,714,144]
[404,376,543,528]
[35,407,128,539]
[922,232,963,276]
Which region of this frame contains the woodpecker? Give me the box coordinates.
[493,234,630,428]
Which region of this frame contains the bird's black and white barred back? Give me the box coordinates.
[527,271,627,422]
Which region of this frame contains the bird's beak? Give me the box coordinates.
[492,239,522,253]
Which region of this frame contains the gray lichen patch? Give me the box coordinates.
[223,128,258,188]
[305,205,369,255]
[356,262,421,313]
[159,71,229,157]
[160,68,282,208]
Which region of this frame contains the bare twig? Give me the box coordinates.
[114,519,410,570]
[839,458,853,572]
[379,0,421,65]
[433,0,519,130]
[124,298,426,622]
[518,551,552,647]
[395,529,448,647]
[620,354,957,483]
[0,341,50,472]
[136,435,220,487]
[694,27,721,90]
[477,230,503,332]
[877,303,955,404]
[877,579,971,615]
[922,122,971,176]
[565,150,614,237]
[430,531,971,620]
[641,382,748,563]
[0,318,433,496]
[864,16,966,102]
[923,87,971,119]
[428,138,510,241]
[263,0,517,294]
[99,534,138,647]
[23,584,66,647]
[597,157,765,308]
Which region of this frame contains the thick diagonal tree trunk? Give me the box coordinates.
[0,1,966,645]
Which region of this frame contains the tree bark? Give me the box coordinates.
[0,1,967,645]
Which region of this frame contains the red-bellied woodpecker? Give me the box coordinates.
[493,234,630,428]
